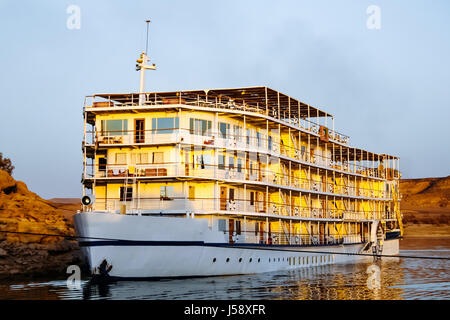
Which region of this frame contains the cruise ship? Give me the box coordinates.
[74,49,403,279]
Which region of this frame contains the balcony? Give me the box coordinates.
[85,128,399,180]
[85,92,350,145]
[92,197,395,221]
[86,162,394,200]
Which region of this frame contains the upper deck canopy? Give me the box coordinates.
[94,86,331,119]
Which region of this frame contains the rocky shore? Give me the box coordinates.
[0,170,83,278]
[400,175,450,238]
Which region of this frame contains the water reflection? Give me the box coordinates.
[62,260,407,300]
[1,238,449,300]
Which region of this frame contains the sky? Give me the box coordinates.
[0,0,449,199]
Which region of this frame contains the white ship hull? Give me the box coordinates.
[74,212,399,279]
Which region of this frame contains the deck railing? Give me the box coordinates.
[91,197,398,221]
[223,231,364,246]
[86,162,396,200]
[84,128,400,180]
[85,94,350,144]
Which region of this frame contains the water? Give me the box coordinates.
[1,238,449,300]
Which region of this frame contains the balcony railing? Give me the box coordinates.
[85,93,350,144]
[91,197,398,221]
[220,231,364,246]
[86,162,396,200]
[85,128,400,180]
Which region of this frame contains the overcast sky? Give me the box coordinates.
[0,0,449,199]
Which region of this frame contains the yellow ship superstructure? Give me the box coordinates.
[81,86,402,246]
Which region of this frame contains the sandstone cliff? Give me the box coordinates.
[0,170,83,277]
[400,175,450,237]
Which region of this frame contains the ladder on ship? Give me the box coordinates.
[123,166,138,214]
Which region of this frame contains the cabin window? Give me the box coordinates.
[218,219,226,232]
[152,152,164,164]
[219,122,229,139]
[237,158,242,173]
[138,153,148,164]
[256,131,261,147]
[101,119,128,136]
[229,188,235,201]
[301,146,306,157]
[115,153,127,164]
[189,118,212,136]
[236,220,241,235]
[131,152,148,165]
[99,157,107,172]
[229,157,234,170]
[234,125,242,142]
[197,154,211,169]
[120,187,133,201]
[152,117,179,134]
[160,186,174,200]
[218,155,226,170]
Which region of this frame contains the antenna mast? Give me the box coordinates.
[136,19,156,106]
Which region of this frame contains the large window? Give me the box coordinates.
[152,117,179,134]
[229,157,235,170]
[233,125,242,142]
[256,131,261,147]
[218,154,226,170]
[101,119,128,136]
[120,187,133,201]
[131,152,148,165]
[152,152,164,164]
[197,154,212,169]
[219,122,230,139]
[160,186,175,200]
[115,153,127,164]
[190,118,212,136]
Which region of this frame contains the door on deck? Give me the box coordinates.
[220,186,227,211]
[319,222,325,244]
[185,152,190,176]
[228,219,235,243]
[134,119,145,143]
[259,221,264,243]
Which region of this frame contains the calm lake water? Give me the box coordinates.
[1,238,449,300]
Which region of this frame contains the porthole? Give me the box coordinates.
[269,258,271,262]
[249,258,252,262]
[258,258,261,263]
[212,258,216,263]
[278,258,280,262]
[239,258,242,263]
[226,258,230,262]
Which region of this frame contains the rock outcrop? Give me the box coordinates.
[0,169,83,277]
[400,175,450,228]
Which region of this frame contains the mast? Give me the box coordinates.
[136,20,156,106]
